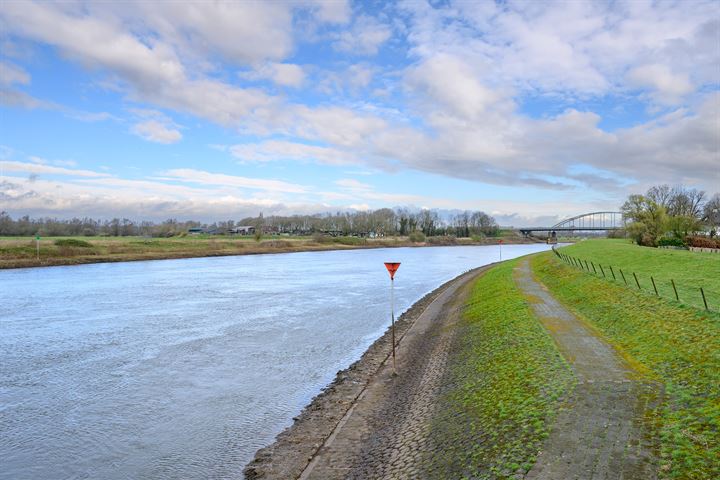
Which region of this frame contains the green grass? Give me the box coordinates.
[427,260,575,479]
[54,238,93,247]
[558,239,720,311]
[532,253,720,479]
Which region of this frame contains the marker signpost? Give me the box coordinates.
[384,262,401,375]
[35,234,40,261]
[499,239,504,261]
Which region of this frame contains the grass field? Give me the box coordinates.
[532,253,720,479]
[558,239,720,311]
[0,234,531,269]
[429,259,575,478]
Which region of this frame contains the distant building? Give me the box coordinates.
[230,226,255,235]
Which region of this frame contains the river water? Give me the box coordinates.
[1,244,553,479]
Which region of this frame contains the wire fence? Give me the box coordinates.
[552,247,718,313]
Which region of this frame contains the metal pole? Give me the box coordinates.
[599,264,606,277]
[391,277,396,375]
[36,237,40,261]
[610,265,616,280]
[671,279,679,301]
[633,272,641,290]
[620,268,627,285]
[651,276,658,296]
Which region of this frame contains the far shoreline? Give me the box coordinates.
[0,235,544,270]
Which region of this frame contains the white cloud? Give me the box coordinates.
[230,140,357,165]
[333,15,392,55]
[0,160,110,178]
[335,178,372,190]
[405,53,505,120]
[308,0,351,24]
[240,62,306,88]
[627,64,694,104]
[161,168,309,194]
[0,61,30,86]
[131,120,182,144]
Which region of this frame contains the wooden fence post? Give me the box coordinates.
[700,287,709,310]
[591,261,597,274]
[651,276,658,296]
[671,279,679,301]
[620,268,628,285]
[599,264,606,277]
[610,265,616,280]
[633,272,641,290]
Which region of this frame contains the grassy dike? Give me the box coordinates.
[559,239,720,311]
[428,259,575,479]
[532,252,720,479]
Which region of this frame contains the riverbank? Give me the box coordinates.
[245,248,719,479]
[244,257,577,479]
[243,265,491,479]
[0,234,538,269]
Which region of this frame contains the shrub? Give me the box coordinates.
[54,238,93,248]
[686,236,720,249]
[657,237,686,247]
[333,236,366,245]
[408,231,426,243]
[427,235,458,245]
[470,234,485,242]
[311,232,332,243]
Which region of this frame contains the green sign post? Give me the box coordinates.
[35,235,40,260]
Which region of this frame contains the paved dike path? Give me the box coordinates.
[247,258,661,479]
[515,259,660,480]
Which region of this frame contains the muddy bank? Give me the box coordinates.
[243,266,490,479]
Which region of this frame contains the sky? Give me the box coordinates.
[0,0,718,227]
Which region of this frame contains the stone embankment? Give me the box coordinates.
[244,266,488,479]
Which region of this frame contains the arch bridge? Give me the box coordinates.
[519,211,624,237]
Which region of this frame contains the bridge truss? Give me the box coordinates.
[520,211,624,236]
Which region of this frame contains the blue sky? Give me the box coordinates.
[0,0,718,226]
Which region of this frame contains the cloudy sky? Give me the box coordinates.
[0,0,718,226]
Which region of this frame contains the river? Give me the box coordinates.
[0,244,553,479]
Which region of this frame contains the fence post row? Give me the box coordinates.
[557,251,712,312]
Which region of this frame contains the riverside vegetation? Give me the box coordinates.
[0,233,529,269]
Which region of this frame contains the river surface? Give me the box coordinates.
[1,244,554,479]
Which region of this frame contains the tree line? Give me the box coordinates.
[0,209,500,238]
[621,185,720,247]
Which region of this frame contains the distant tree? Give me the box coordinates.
[621,194,668,246]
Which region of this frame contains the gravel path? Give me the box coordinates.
[298,267,485,480]
[514,259,661,480]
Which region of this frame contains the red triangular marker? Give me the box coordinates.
[384,262,401,280]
